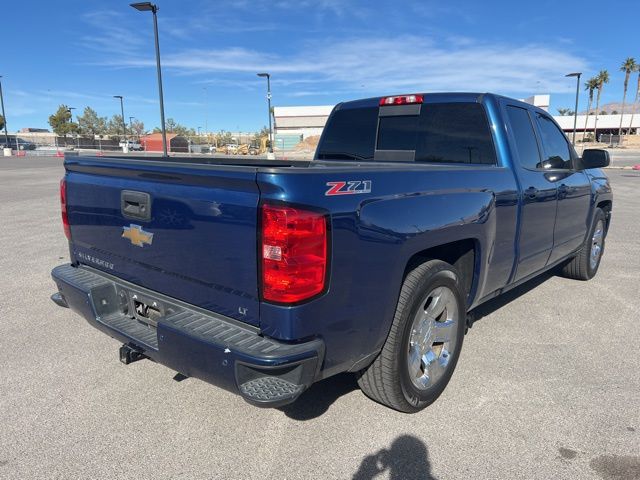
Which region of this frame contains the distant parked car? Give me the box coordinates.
[119,140,143,151]
[0,138,36,150]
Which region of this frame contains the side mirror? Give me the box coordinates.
[581,149,610,169]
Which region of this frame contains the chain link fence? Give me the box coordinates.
[1,132,317,159]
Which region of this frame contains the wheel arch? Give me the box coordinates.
[403,238,479,309]
[596,199,612,231]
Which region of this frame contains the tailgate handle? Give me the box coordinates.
[121,190,151,221]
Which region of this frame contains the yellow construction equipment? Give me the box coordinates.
[247,136,269,155]
[235,144,249,155]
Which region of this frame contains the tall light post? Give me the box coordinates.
[565,72,582,146]
[129,116,135,131]
[130,2,168,156]
[113,95,126,138]
[203,86,208,134]
[0,76,8,145]
[257,72,273,154]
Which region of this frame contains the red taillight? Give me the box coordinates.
[261,204,328,304]
[60,178,71,240]
[379,94,424,106]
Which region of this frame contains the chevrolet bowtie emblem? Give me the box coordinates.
[122,224,153,247]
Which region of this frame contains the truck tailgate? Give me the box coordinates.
[64,158,261,326]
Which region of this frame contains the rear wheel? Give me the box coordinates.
[561,208,607,281]
[357,260,466,413]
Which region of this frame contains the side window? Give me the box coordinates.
[535,114,572,169]
[506,105,541,170]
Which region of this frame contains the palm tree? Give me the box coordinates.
[593,70,610,142]
[618,57,637,137]
[583,77,598,142]
[627,65,640,136]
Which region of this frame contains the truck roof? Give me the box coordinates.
[335,92,547,115]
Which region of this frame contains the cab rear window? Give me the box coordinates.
[317,101,497,165]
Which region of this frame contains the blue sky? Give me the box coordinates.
[2,0,638,132]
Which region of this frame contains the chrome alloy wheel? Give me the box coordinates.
[590,220,605,270]
[407,286,459,391]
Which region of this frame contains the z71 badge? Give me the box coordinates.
[325,180,372,196]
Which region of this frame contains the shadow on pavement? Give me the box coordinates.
[352,435,437,480]
[279,373,358,420]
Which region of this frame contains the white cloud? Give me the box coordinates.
[98,35,588,97]
[81,10,148,56]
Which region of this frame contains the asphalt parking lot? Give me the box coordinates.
[607,149,640,168]
[1,156,638,480]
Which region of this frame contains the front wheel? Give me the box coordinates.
[357,260,467,413]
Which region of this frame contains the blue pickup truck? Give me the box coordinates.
[51,93,612,412]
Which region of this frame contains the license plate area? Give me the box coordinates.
[133,298,162,327]
[115,287,176,328]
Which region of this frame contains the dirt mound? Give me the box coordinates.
[293,135,321,152]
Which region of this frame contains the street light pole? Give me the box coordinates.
[0,76,8,145]
[565,72,582,146]
[129,116,135,131]
[113,95,126,138]
[130,2,168,156]
[203,86,208,135]
[257,73,273,154]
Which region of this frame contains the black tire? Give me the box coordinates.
[357,259,467,413]
[561,208,607,281]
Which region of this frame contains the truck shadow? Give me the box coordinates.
[283,270,559,421]
[469,270,556,325]
[280,373,358,420]
[352,435,437,480]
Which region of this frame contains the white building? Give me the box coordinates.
[522,94,550,111]
[273,105,334,139]
[555,114,639,136]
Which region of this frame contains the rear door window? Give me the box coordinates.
[506,105,542,170]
